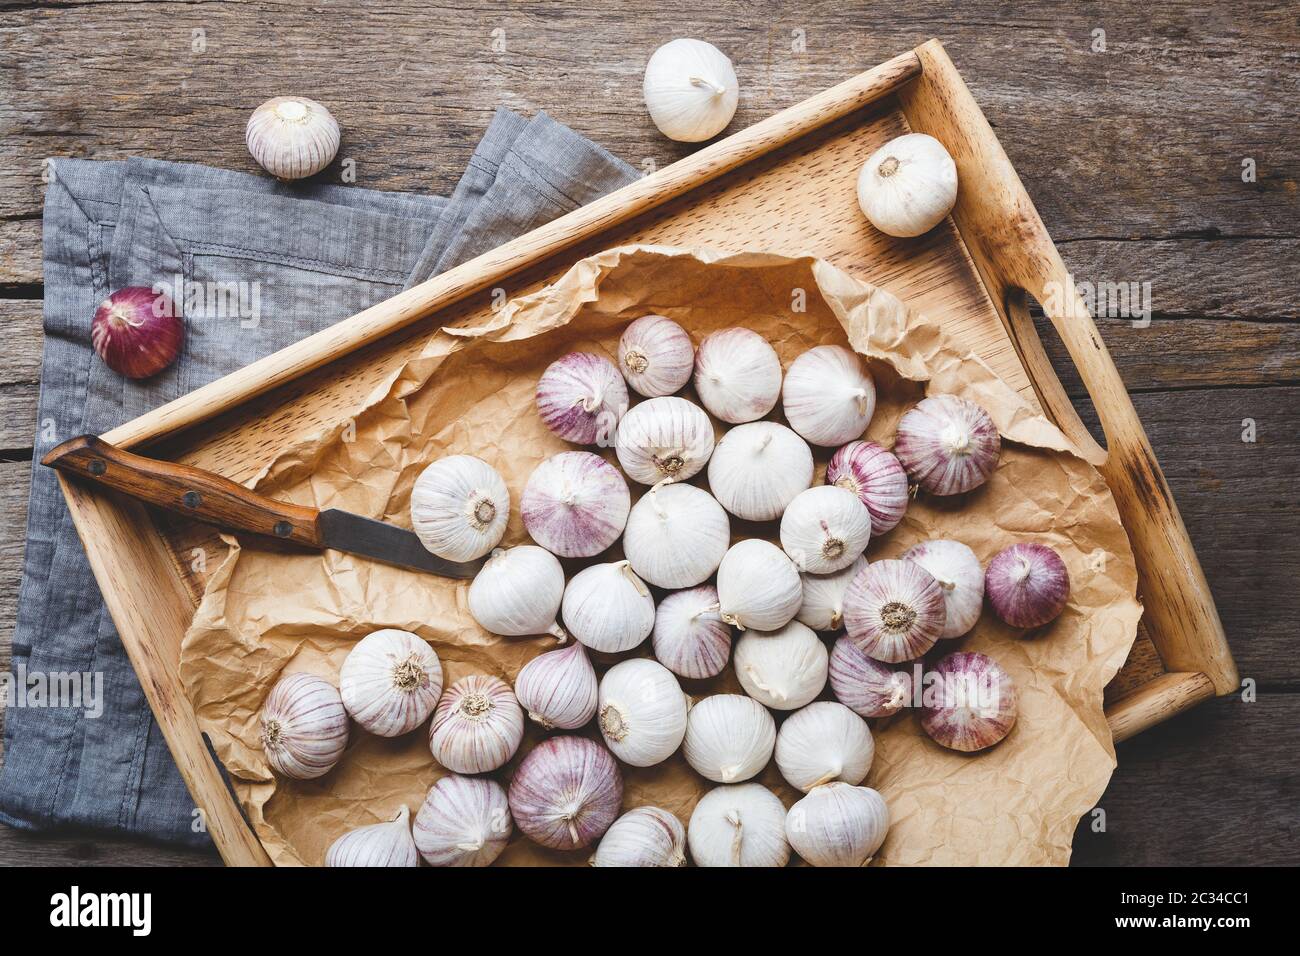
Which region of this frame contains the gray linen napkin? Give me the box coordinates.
[0,109,637,847]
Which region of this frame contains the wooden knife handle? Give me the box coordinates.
[43,435,322,547]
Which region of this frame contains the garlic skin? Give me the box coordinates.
[643,38,739,143]
[618,315,695,397]
[259,672,349,780]
[693,328,783,424]
[325,805,419,868]
[716,539,803,631]
[413,774,512,867]
[825,440,909,537]
[651,584,732,679]
[843,558,947,663]
[786,783,889,867]
[536,352,629,446]
[779,485,872,574]
[775,701,874,792]
[894,394,1001,496]
[782,345,876,446]
[410,455,510,562]
[985,542,1071,629]
[920,651,1018,752]
[508,736,624,851]
[597,659,689,767]
[733,621,828,711]
[592,806,687,867]
[856,132,958,238]
[246,96,340,180]
[339,629,443,738]
[683,694,775,783]
[903,539,985,639]
[623,479,730,588]
[688,783,790,868]
[828,635,913,718]
[797,555,868,631]
[469,545,567,641]
[521,452,630,558]
[615,396,716,485]
[514,641,599,730]
[708,421,813,521]
[429,675,524,774]
[562,561,657,653]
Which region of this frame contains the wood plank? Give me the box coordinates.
[0,219,41,286]
[0,825,218,867]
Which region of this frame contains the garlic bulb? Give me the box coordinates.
[733,621,828,711]
[618,315,694,397]
[246,96,341,180]
[325,805,419,868]
[774,701,873,792]
[828,635,913,718]
[843,558,947,663]
[591,806,687,867]
[683,693,775,783]
[623,479,730,588]
[562,561,656,653]
[903,539,985,638]
[716,539,803,631]
[855,132,958,238]
[429,675,524,774]
[688,783,790,868]
[508,736,624,851]
[411,454,510,562]
[598,659,689,767]
[339,629,443,738]
[779,485,872,573]
[521,451,630,558]
[894,394,1001,496]
[469,545,567,641]
[536,352,629,445]
[708,421,813,521]
[259,672,349,780]
[643,38,739,143]
[797,555,868,631]
[985,542,1071,629]
[825,440,909,537]
[786,783,889,867]
[693,328,783,424]
[514,640,598,730]
[920,651,1018,752]
[413,774,512,867]
[651,584,732,680]
[615,395,716,485]
[782,345,876,446]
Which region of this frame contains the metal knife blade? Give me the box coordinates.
[317,509,484,579]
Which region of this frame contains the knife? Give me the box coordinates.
[43,435,483,579]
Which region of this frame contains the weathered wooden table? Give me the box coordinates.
[0,2,1295,866]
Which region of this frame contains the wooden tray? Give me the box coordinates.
[56,40,1237,866]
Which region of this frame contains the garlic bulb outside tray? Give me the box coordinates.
[508,735,624,851]
[693,327,783,423]
[598,659,689,767]
[413,774,512,867]
[339,629,443,737]
[902,538,985,638]
[615,395,716,486]
[410,454,510,562]
[797,554,868,632]
[591,806,687,867]
[733,620,828,711]
[708,421,813,521]
[688,783,790,867]
[683,693,775,784]
[521,451,630,558]
[246,96,340,180]
[716,538,803,631]
[652,584,732,679]
[514,640,599,730]
[623,479,730,588]
[468,545,567,641]
[782,345,876,447]
[429,674,524,774]
[779,484,872,574]
[325,805,419,867]
[643,38,739,143]
[775,701,874,792]
[618,314,695,397]
[786,783,889,867]
[562,560,657,653]
[259,672,349,780]
[855,132,958,238]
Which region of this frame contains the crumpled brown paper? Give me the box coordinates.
[181,246,1141,866]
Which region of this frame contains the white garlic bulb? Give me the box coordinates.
[782,345,876,447]
[514,640,598,730]
[429,674,524,774]
[797,555,868,631]
[716,538,803,631]
[902,539,985,638]
[652,584,732,679]
[413,774,512,867]
[469,545,567,641]
[856,132,958,238]
[259,672,349,780]
[325,805,419,867]
[786,783,889,867]
[683,693,775,783]
[779,485,872,574]
[615,396,716,486]
[693,328,783,424]
[618,315,695,397]
[521,451,630,558]
[339,629,443,738]
[410,455,510,562]
[733,621,828,711]
[774,701,874,792]
[688,783,790,868]
[708,421,813,521]
[643,38,739,143]
[591,806,687,867]
[246,96,341,180]
[623,479,730,588]
[598,659,689,767]
[562,560,656,653]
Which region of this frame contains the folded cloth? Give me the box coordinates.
[0,110,638,847]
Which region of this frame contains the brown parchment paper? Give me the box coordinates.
[181,246,1142,867]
